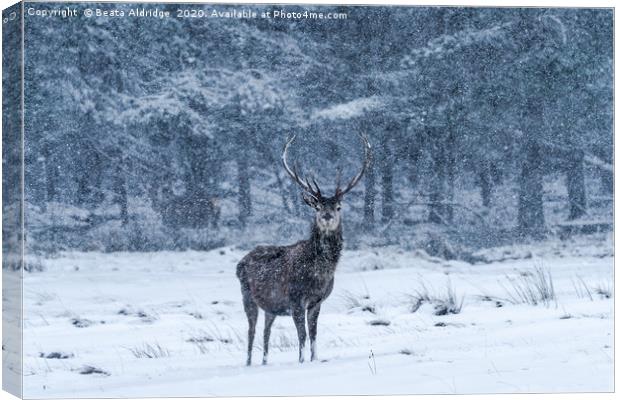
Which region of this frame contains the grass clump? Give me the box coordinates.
[409,281,464,316]
[500,266,556,307]
[128,342,170,358]
[340,290,376,314]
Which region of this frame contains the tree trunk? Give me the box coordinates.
[380,130,394,223]
[114,163,129,226]
[566,150,586,220]
[601,171,613,194]
[445,128,456,222]
[259,139,291,215]
[42,142,57,204]
[479,160,497,208]
[599,153,613,194]
[76,149,103,207]
[407,137,422,188]
[429,166,446,223]
[479,165,492,208]
[518,139,545,235]
[363,150,376,230]
[237,155,251,227]
[429,128,448,224]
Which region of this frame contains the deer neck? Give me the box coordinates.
[309,222,343,264]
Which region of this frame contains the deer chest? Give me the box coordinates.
[291,267,334,298]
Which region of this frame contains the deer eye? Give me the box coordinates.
[336,205,341,211]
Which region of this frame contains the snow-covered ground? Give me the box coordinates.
[19,236,613,397]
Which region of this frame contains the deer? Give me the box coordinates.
[236,133,371,366]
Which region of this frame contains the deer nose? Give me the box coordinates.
[323,213,333,221]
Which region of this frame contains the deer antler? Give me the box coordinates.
[335,133,372,198]
[282,133,371,199]
[282,135,322,199]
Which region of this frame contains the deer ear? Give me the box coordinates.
[302,192,319,209]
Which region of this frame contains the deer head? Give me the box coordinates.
[282,133,372,233]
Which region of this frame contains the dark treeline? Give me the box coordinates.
[15,4,612,254]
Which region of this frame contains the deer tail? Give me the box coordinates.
[236,259,247,280]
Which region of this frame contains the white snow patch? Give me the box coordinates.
[21,245,613,397]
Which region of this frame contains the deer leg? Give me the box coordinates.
[292,305,307,363]
[307,304,321,362]
[262,312,276,365]
[242,295,258,366]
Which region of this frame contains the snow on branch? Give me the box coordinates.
[537,138,612,172]
[311,96,385,121]
[401,23,513,67]
[584,154,613,173]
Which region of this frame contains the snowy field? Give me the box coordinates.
[19,235,613,397]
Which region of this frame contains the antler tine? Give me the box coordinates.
[336,133,372,197]
[282,135,321,198]
[303,175,322,198]
[310,176,322,197]
[293,161,302,182]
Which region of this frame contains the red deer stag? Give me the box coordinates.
[236,133,371,365]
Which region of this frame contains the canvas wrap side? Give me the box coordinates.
[2,2,24,397]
